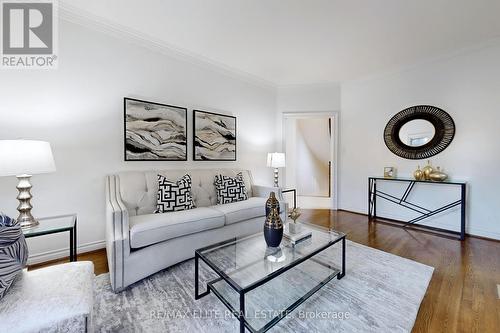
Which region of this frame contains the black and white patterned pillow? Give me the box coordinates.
[155,174,195,213]
[214,172,248,204]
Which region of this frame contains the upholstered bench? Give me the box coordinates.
[0,261,94,333]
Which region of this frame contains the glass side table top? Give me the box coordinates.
[197,223,345,290]
[22,214,76,238]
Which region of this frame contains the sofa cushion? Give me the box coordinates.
[130,207,225,248]
[117,169,254,216]
[213,197,269,225]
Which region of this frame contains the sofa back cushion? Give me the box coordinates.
[116,169,253,216]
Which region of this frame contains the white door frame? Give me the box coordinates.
[282,111,340,210]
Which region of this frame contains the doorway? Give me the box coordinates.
[282,112,339,210]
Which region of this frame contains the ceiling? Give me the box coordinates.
[61,0,500,86]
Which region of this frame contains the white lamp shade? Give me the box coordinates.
[0,140,56,177]
[267,152,286,168]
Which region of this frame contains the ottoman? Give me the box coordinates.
[0,261,94,333]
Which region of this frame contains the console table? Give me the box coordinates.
[368,177,466,240]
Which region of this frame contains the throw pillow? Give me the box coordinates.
[0,214,28,300]
[155,174,195,213]
[214,172,248,204]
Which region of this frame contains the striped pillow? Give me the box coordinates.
[0,221,28,300]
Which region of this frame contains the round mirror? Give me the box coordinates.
[398,119,436,147]
[384,105,455,159]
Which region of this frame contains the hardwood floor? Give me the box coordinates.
[31,210,500,333]
[303,210,500,333]
[28,248,109,275]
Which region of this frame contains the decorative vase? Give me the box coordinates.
[265,192,280,217]
[422,160,433,180]
[413,165,424,181]
[264,193,283,247]
[429,167,448,182]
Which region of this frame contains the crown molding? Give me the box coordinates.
[58,3,277,90]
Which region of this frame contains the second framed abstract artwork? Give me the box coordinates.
[193,110,237,161]
[124,98,187,161]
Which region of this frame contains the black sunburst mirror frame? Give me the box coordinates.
[383,105,455,160]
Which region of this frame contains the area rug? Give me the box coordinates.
[93,241,433,332]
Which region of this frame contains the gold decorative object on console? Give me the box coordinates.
[429,167,448,182]
[422,160,433,180]
[413,166,424,181]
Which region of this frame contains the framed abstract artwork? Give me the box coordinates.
[124,98,187,161]
[193,110,236,161]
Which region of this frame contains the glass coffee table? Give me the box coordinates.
[195,223,345,332]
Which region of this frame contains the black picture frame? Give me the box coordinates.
[124,97,188,161]
[193,110,237,161]
[383,105,455,160]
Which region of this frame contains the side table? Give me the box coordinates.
[23,214,78,261]
[282,188,297,209]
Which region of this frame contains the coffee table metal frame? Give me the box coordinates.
[195,228,346,333]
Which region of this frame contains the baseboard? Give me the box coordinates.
[338,209,367,217]
[339,207,500,242]
[464,227,500,242]
[27,240,106,265]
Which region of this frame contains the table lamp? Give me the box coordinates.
[267,152,285,187]
[0,140,56,228]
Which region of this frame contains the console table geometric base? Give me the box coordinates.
[368,177,466,240]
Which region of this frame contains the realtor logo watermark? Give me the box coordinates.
[1,0,58,68]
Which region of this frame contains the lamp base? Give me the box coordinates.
[16,175,40,229]
[18,217,39,229]
[273,168,279,187]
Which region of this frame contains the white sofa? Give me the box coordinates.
[105,169,285,292]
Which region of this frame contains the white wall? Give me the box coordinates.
[340,43,500,239]
[277,82,341,112]
[0,19,278,262]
